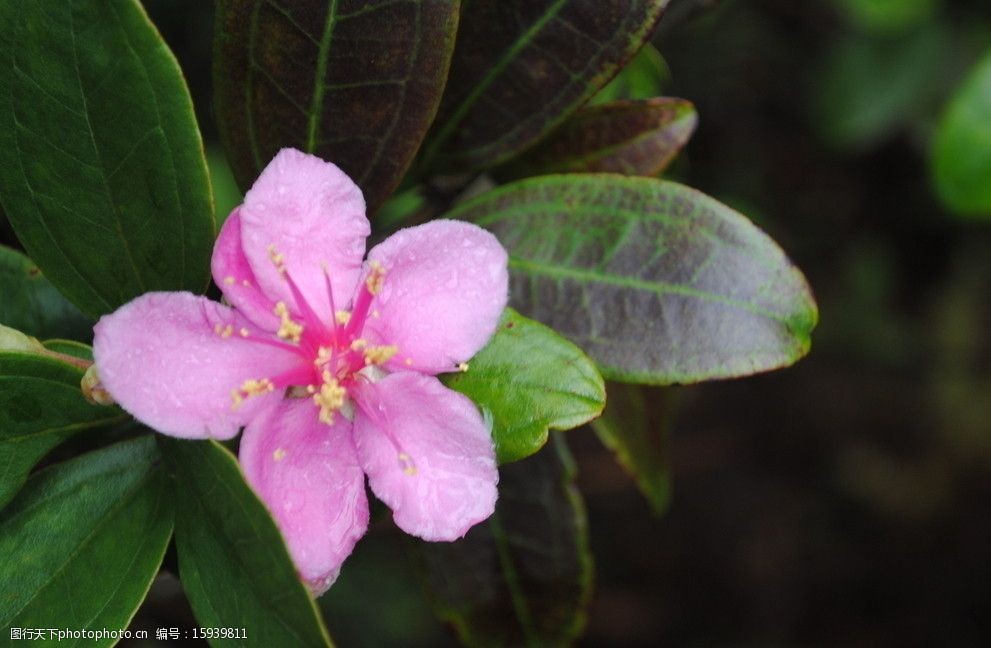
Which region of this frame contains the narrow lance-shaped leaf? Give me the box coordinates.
[0,351,125,510]
[445,174,818,384]
[0,436,173,643]
[214,0,460,214]
[443,308,604,464]
[418,435,592,647]
[498,98,697,180]
[417,0,670,172]
[0,0,215,317]
[0,245,92,341]
[932,47,991,219]
[591,381,675,514]
[160,438,334,648]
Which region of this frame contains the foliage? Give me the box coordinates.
[0,1,823,645]
[932,48,991,218]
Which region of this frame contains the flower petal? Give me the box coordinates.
[211,209,279,331]
[352,372,498,541]
[93,292,302,439]
[239,148,370,321]
[240,398,369,594]
[363,220,508,374]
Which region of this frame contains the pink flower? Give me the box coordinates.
[93,149,507,593]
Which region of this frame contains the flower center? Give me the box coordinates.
[227,250,402,425]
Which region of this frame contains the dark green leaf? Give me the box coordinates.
[214,0,460,214]
[418,0,670,172]
[0,245,92,341]
[443,308,604,464]
[591,382,674,514]
[418,435,592,648]
[590,43,669,105]
[446,174,818,384]
[0,436,173,642]
[0,351,125,510]
[498,98,697,179]
[160,438,333,647]
[933,48,991,218]
[0,0,215,317]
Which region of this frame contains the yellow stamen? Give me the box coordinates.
[213,323,234,338]
[314,346,332,367]
[230,378,275,410]
[239,327,251,337]
[364,344,399,366]
[267,244,287,275]
[273,448,287,462]
[335,310,351,325]
[350,338,368,351]
[366,260,386,295]
[313,374,347,425]
[274,301,303,343]
[457,362,469,372]
[398,452,417,476]
[223,276,235,286]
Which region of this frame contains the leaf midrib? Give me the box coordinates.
[509,257,793,323]
[419,0,570,168]
[305,0,340,153]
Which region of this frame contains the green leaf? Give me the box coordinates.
[0,436,173,642]
[160,438,333,647]
[41,339,94,361]
[590,43,669,105]
[446,174,818,384]
[213,0,460,214]
[834,0,940,35]
[498,98,697,179]
[813,23,949,150]
[0,0,215,317]
[0,351,125,510]
[207,147,243,229]
[418,435,592,648]
[418,0,670,172]
[0,245,92,341]
[443,308,604,464]
[933,48,991,218]
[591,382,674,514]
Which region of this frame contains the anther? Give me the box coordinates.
[364,344,399,366]
[267,244,287,275]
[366,260,386,295]
[274,302,303,343]
[230,377,275,410]
[398,452,417,476]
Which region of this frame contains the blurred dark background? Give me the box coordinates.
[10,0,988,645]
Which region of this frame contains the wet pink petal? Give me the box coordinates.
[240,398,369,595]
[239,149,369,321]
[363,220,508,374]
[352,372,498,541]
[93,292,301,439]
[211,210,279,331]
